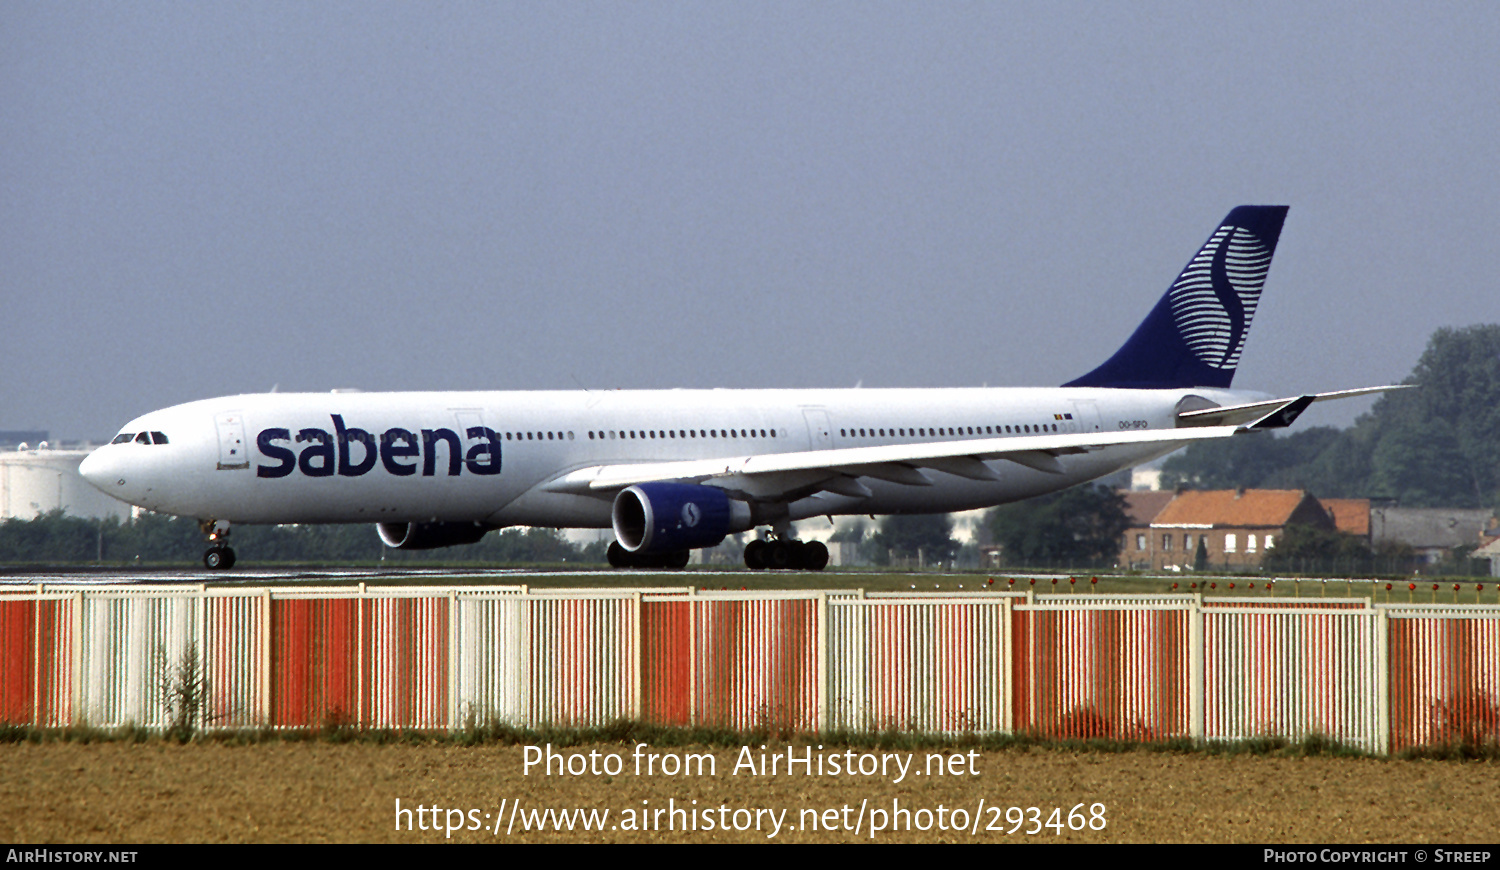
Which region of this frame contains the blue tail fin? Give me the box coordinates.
[1064,205,1289,389]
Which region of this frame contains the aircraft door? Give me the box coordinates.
[453,408,501,474]
[1070,400,1103,433]
[214,412,250,470]
[454,410,485,437]
[802,409,833,450]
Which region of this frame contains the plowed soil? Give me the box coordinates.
[4,742,1496,843]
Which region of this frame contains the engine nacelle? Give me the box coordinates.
[377,521,494,550]
[612,483,753,553]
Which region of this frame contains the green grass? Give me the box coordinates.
[5,719,1494,760]
[12,564,1499,603]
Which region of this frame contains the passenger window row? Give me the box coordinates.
[587,428,778,441]
[839,423,1059,438]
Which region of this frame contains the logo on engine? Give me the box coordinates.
[680,502,701,528]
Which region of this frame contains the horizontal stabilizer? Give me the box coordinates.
[1176,385,1412,429]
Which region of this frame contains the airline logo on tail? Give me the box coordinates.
[1063,205,1288,391]
[1168,223,1273,371]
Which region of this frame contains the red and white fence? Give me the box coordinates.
[1386,605,1500,751]
[2,585,1496,754]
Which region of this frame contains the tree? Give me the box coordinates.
[1160,427,1343,491]
[828,519,869,544]
[989,484,1130,568]
[1363,325,1500,507]
[0,512,600,565]
[1258,523,1427,575]
[1367,417,1474,506]
[1156,324,1500,509]
[1260,524,1371,568]
[868,514,956,565]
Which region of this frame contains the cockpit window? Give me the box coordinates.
[112,431,168,445]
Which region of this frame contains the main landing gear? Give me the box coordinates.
[200,519,236,570]
[744,537,829,571]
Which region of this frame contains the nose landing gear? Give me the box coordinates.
[200,519,237,570]
[204,546,236,569]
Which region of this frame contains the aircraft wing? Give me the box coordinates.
[543,387,1416,504]
[541,422,1249,501]
[542,387,1411,503]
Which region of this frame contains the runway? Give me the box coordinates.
[0,566,660,587]
[0,565,992,592]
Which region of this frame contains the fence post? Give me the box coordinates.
[448,590,458,731]
[1000,595,1013,734]
[260,589,271,726]
[196,586,207,730]
[32,585,42,727]
[357,584,366,727]
[1375,607,1390,756]
[688,586,697,726]
[632,592,642,722]
[1190,592,1204,742]
[1025,588,1036,734]
[71,591,84,727]
[519,590,531,728]
[817,590,828,734]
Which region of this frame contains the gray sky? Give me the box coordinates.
[4,2,1497,441]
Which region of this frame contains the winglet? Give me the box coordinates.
[1065,206,1290,389]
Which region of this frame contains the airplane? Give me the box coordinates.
[79,205,1397,571]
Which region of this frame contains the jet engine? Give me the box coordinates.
[611,483,754,554]
[377,521,495,550]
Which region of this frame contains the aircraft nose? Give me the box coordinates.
[78,448,122,494]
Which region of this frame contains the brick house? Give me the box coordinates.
[1319,498,1372,544]
[1121,489,1335,571]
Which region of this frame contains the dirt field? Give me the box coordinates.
[4,741,1496,844]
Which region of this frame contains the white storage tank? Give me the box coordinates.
[0,444,130,520]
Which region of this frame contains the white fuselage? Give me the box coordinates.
[79,385,1261,529]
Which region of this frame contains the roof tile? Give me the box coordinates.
[1151,489,1327,528]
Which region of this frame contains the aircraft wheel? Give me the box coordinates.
[744,539,766,570]
[665,550,690,569]
[764,539,792,570]
[204,547,233,570]
[803,541,829,572]
[607,541,631,568]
